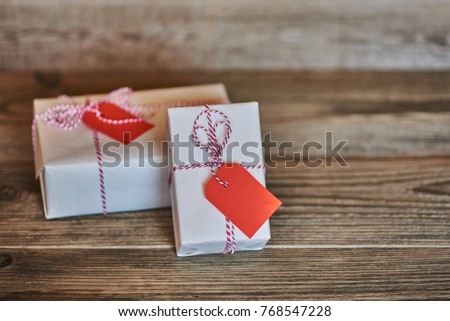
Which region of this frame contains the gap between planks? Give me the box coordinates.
[1,244,449,250]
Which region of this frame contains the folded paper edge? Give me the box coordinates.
[32,112,45,178]
[176,238,270,257]
[33,83,229,113]
[38,168,50,219]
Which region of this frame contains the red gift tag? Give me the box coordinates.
[205,163,282,239]
[82,102,154,144]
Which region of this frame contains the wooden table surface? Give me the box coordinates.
[0,71,449,300]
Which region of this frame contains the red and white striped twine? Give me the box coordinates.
[32,87,229,216]
[168,105,266,254]
[92,130,108,215]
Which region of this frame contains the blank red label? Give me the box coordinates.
[82,102,153,144]
[205,163,282,239]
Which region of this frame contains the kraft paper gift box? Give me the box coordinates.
[33,84,229,219]
[168,102,282,256]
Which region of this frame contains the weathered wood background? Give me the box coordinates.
[0,71,449,299]
[1,0,449,302]
[1,0,450,71]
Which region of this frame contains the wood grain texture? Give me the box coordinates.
[0,71,449,300]
[1,249,450,300]
[1,0,450,71]
[1,158,449,247]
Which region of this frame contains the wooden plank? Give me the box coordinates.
[1,157,449,247]
[4,113,449,164]
[2,71,450,120]
[0,248,449,300]
[1,71,450,163]
[1,1,450,71]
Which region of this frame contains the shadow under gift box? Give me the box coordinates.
[33,84,229,219]
[168,102,271,256]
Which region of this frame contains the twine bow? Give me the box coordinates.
[32,87,147,151]
[192,105,233,188]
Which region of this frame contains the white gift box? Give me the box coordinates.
[168,102,271,256]
[33,84,229,219]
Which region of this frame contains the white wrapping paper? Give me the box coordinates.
[33,84,229,219]
[168,102,271,256]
